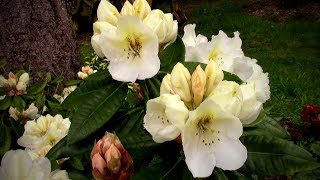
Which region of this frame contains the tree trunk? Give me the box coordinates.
[0,0,81,82]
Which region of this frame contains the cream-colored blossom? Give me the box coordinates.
[191,65,206,107]
[77,66,97,80]
[0,149,70,180]
[99,16,160,82]
[17,114,71,159]
[132,0,151,19]
[0,72,29,96]
[204,60,224,97]
[96,0,120,25]
[9,103,40,122]
[208,81,243,116]
[143,10,178,45]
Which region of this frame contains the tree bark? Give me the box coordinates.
[0,0,81,82]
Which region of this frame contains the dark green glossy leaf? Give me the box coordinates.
[27,81,47,95]
[0,124,11,156]
[46,137,89,161]
[68,171,90,180]
[145,75,161,99]
[310,142,320,156]
[52,76,64,84]
[255,116,290,139]
[293,169,320,180]
[182,61,206,73]
[224,171,248,180]
[62,77,113,109]
[13,95,25,111]
[35,94,46,108]
[68,156,85,171]
[85,70,111,81]
[159,36,186,73]
[0,96,12,110]
[132,157,169,180]
[211,168,228,180]
[223,71,244,84]
[120,131,160,158]
[241,135,320,175]
[67,82,126,144]
[115,107,145,137]
[65,80,83,86]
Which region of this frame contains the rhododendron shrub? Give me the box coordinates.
[0,0,319,179]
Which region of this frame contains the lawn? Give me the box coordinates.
[79,0,320,123]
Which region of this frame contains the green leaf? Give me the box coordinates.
[13,95,25,111]
[120,131,160,158]
[62,77,113,109]
[35,94,46,108]
[0,96,12,110]
[85,70,111,81]
[145,75,161,99]
[27,81,47,95]
[310,142,320,156]
[240,135,320,175]
[132,157,169,180]
[46,137,89,161]
[223,71,244,84]
[52,76,64,84]
[159,36,186,73]
[68,171,90,180]
[223,171,248,180]
[46,73,52,82]
[211,168,228,180]
[255,116,290,139]
[65,79,83,86]
[67,82,126,144]
[182,61,206,73]
[293,169,320,180]
[0,124,11,156]
[115,107,145,136]
[68,156,85,171]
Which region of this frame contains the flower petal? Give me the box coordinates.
[182,124,216,178]
[214,138,247,170]
[144,94,188,143]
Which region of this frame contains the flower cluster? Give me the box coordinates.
[9,103,40,124]
[91,0,177,82]
[0,72,29,96]
[17,114,71,159]
[301,103,320,127]
[144,62,248,177]
[77,65,97,79]
[91,132,133,180]
[0,149,69,180]
[143,25,271,177]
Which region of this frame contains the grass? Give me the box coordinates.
[79,0,320,123]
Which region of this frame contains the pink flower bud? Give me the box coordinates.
[91,132,133,180]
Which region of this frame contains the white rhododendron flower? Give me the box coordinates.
[54,85,77,104]
[208,81,243,116]
[143,10,178,45]
[182,24,209,63]
[145,62,247,177]
[17,114,71,159]
[0,149,69,180]
[9,103,40,122]
[0,72,29,96]
[182,25,244,72]
[182,99,247,177]
[91,21,117,58]
[99,16,160,82]
[207,31,244,72]
[144,94,189,143]
[77,65,97,79]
